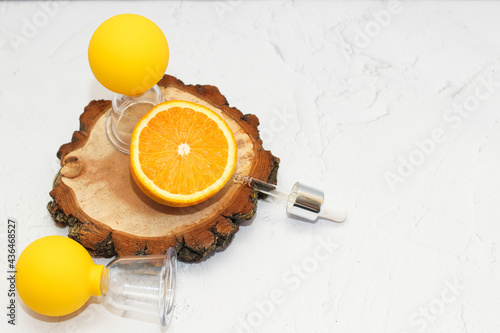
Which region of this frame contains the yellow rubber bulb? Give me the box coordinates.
[88,14,169,96]
[15,236,104,316]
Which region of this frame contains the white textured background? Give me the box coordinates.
[1,1,500,332]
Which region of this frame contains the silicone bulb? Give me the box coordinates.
[319,200,348,222]
[16,236,104,317]
[88,14,169,96]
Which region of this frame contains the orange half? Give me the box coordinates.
[130,100,237,207]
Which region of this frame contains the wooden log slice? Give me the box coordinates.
[47,75,279,262]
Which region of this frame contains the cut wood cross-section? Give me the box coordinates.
[48,75,279,262]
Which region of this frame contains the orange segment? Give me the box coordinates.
[130,100,237,207]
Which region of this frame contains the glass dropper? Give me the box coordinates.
[233,175,347,223]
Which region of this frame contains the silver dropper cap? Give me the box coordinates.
[286,182,347,222]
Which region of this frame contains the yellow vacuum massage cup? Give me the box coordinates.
[15,236,176,328]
